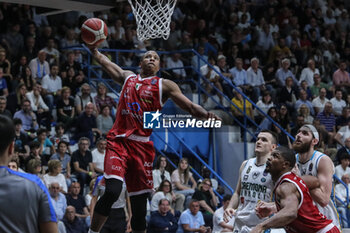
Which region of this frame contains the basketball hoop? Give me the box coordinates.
[127,0,177,41]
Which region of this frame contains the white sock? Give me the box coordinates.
[88,229,99,233]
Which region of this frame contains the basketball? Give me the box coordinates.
[81,18,108,46]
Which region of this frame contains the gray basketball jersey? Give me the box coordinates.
[234,158,273,232]
[296,150,341,230]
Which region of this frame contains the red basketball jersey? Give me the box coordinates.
[108,74,163,138]
[274,172,333,233]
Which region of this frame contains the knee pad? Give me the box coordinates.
[130,194,148,231]
[94,179,123,216]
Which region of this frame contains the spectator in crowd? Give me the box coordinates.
[24,141,43,170]
[44,159,68,193]
[93,83,116,114]
[23,36,38,61]
[91,137,106,175]
[197,166,219,193]
[192,178,217,227]
[61,51,84,80]
[148,198,178,233]
[254,90,274,123]
[335,153,350,179]
[336,107,350,131]
[20,66,35,92]
[4,22,24,60]
[256,24,274,57]
[96,105,113,136]
[6,83,27,115]
[334,173,350,228]
[275,58,298,88]
[26,158,43,178]
[75,83,97,116]
[268,38,291,64]
[229,58,248,91]
[295,89,315,116]
[49,182,68,220]
[231,87,254,123]
[330,89,346,117]
[0,96,11,118]
[177,199,208,233]
[192,46,208,70]
[333,61,350,94]
[42,64,62,114]
[216,55,233,99]
[13,98,38,132]
[153,156,171,190]
[171,158,197,207]
[50,140,72,184]
[71,137,96,194]
[29,50,50,80]
[66,182,90,225]
[310,73,331,99]
[0,68,8,97]
[35,127,55,158]
[300,80,313,101]
[8,157,20,172]
[298,104,314,125]
[63,205,86,233]
[50,123,70,150]
[212,195,234,233]
[246,57,266,103]
[42,38,60,66]
[60,29,78,49]
[166,53,186,81]
[316,102,336,145]
[11,55,28,82]
[151,179,185,213]
[26,81,51,129]
[312,87,329,116]
[13,118,30,159]
[299,59,320,87]
[200,56,223,104]
[74,102,101,145]
[57,86,75,129]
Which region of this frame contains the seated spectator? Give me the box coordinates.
[35,128,55,158]
[334,174,350,228]
[96,105,113,136]
[300,80,313,100]
[26,81,51,130]
[0,96,11,118]
[335,119,350,148]
[75,83,97,116]
[151,180,185,213]
[335,153,350,179]
[0,49,12,93]
[330,89,346,117]
[217,55,233,99]
[13,99,38,132]
[66,182,90,225]
[299,59,320,87]
[229,58,248,92]
[29,50,50,81]
[71,137,96,194]
[275,58,298,89]
[191,46,208,70]
[11,55,29,86]
[256,107,278,135]
[8,157,20,172]
[277,76,297,114]
[50,140,72,184]
[298,104,314,124]
[91,137,106,175]
[62,205,86,233]
[246,57,267,103]
[42,64,62,114]
[336,107,350,131]
[62,67,85,96]
[148,198,178,233]
[333,61,350,94]
[26,158,43,178]
[0,68,8,97]
[24,141,43,170]
[42,38,60,66]
[153,156,172,190]
[19,66,35,92]
[44,160,68,193]
[6,83,27,115]
[166,53,187,81]
[94,83,116,114]
[254,90,274,123]
[200,56,223,103]
[231,87,254,121]
[57,86,75,130]
[312,87,329,116]
[212,195,234,233]
[13,118,30,161]
[192,178,217,227]
[295,89,315,116]
[49,182,67,220]
[171,158,197,207]
[310,73,331,99]
[50,123,70,151]
[177,199,208,233]
[291,115,305,137]
[74,102,101,145]
[316,102,336,145]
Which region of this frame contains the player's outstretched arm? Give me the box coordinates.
[39,221,58,233]
[162,79,221,120]
[255,201,277,219]
[90,47,134,84]
[250,182,299,233]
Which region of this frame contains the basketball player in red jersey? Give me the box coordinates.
[251,146,340,233]
[88,48,221,233]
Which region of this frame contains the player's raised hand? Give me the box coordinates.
[223,207,235,223]
[255,201,276,219]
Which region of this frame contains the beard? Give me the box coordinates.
[292,139,312,153]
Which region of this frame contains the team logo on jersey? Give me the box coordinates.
[143,110,162,129]
[243,175,248,181]
[308,163,313,171]
[246,166,252,174]
[253,171,260,179]
[261,178,266,183]
[135,83,142,90]
[127,102,141,112]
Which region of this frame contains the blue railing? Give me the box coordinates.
[333,174,350,227]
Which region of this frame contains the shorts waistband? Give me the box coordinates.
[127,134,150,142]
[316,223,335,233]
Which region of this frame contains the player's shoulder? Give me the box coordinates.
[5,168,47,193]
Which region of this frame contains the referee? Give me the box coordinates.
[0,115,58,233]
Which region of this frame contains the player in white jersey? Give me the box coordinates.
[223,130,278,233]
[293,124,341,230]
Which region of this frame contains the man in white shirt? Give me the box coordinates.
[166,53,186,80]
[246,57,266,102]
[299,59,320,86]
[334,173,350,228]
[91,137,106,175]
[28,50,50,80]
[312,87,329,115]
[42,64,62,114]
[213,195,234,233]
[330,89,346,116]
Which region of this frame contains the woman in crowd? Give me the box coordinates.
[152,155,171,190]
[298,103,314,124]
[43,159,68,193]
[57,86,75,129]
[255,90,275,124]
[94,83,116,114]
[96,105,113,136]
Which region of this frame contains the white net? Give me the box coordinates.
[128,0,177,41]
